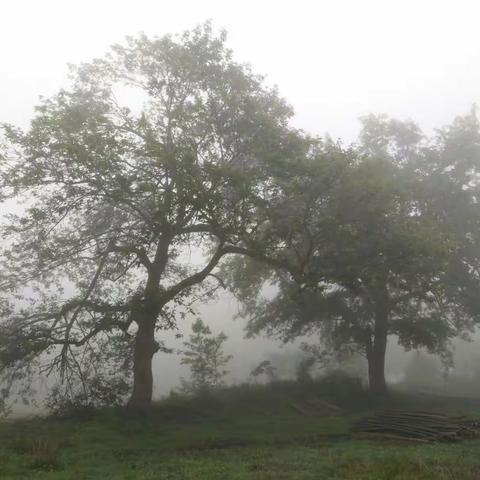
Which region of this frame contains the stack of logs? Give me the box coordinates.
[352,411,480,443]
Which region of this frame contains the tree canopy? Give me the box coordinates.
[226,115,480,393]
[0,23,303,409]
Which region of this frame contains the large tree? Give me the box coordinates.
[0,24,302,409]
[412,108,480,319]
[226,124,477,394]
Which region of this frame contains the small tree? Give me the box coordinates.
[180,319,232,394]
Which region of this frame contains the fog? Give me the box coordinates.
[2,0,480,137]
[2,0,480,416]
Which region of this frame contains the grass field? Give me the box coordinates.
[1,382,480,479]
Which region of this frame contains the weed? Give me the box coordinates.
[28,437,60,471]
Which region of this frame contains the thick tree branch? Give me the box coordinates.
[109,243,152,270]
[162,244,226,303]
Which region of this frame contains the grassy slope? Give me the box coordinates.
[1,383,480,479]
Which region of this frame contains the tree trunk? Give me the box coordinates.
[366,283,389,395]
[128,318,158,409]
[367,336,388,395]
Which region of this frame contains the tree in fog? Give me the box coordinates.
[179,318,232,394]
[0,23,302,409]
[226,120,477,395]
[412,108,480,323]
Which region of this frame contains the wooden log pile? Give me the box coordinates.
[351,411,480,443]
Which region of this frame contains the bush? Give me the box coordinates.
[46,374,130,419]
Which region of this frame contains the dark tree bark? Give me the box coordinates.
[367,332,388,395]
[365,282,390,395]
[128,316,158,409]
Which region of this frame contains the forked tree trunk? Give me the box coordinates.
[128,318,158,409]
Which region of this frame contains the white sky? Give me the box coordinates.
[2,0,480,142]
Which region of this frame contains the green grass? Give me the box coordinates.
[1,383,480,479]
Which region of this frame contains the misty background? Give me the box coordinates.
[2,0,480,409]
